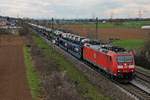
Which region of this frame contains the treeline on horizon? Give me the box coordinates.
[1,15,150,24]
[29,18,150,23]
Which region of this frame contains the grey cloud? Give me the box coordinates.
[0,0,149,18]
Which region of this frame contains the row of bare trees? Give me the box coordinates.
[143,39,150,62]
[17,19,30,36]
[135,34,150,69]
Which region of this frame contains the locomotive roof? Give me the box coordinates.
[87,44,128,54]
[89,45,101,50]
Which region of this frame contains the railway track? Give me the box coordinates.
[56,41,150,100]
[118,83,150,100]
[35,28,150,100]
[70,52,150,100]
[136,70,150,84]
[135,72,150,90]
[82,60,150,100]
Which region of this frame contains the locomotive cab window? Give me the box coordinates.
[117,56,133,63]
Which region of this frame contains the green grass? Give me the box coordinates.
[122,20,150,28]
[82,23,116,28]
[24,46,41,100]
[32,33,110,100]
[112,39,145,49]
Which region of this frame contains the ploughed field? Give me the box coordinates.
[0,35,32,100]
[57,24,150,41]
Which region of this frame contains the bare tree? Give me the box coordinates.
[136,33,150,69]
[143,34,150,62]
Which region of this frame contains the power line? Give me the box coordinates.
[138,9,142,19]
[110,12,114,19]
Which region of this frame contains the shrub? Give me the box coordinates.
[135,34,150,69]
[18,23,29,36]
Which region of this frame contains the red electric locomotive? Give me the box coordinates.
[83,43,135,81]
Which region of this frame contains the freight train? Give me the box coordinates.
[29,23,135,82]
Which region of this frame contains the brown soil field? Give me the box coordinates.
[57,24,150,41]
[0,35,32,100]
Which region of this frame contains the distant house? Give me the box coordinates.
[141,25,150,29]
[102,20,107,23]
[0,18,8,27]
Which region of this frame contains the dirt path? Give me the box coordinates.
[0,36,32,100]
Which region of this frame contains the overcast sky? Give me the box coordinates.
[0,0,150,19]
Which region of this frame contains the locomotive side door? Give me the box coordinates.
[107,56,113,73]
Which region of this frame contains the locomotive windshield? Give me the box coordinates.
[117,56,133,63]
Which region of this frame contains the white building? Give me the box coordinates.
[141,25,150,29]
[0,18,8,27]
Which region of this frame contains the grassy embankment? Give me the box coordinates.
[32,33,110,100]
[112,39,145,49]
[24,46,41,100]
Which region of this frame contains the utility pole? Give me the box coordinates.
[110,12,114,20]
[51,17,54,30]
[95,17,99,40]
[92,13,95,20]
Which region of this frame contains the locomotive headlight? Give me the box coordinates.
[114,73,117,76]
[118,65,123,69]
[118,69,122,72]
[129,65,135,68]
[131,70,134,72]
